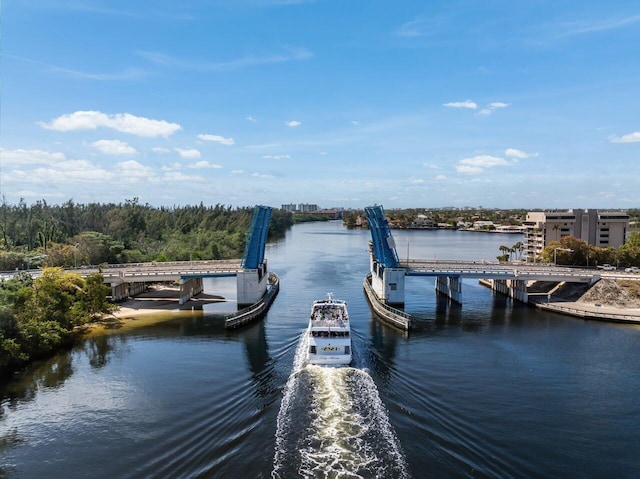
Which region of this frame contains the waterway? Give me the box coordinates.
[2,221,640,478]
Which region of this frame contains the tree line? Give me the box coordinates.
[0,198,293,270]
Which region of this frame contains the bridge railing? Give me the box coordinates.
[534,301,640,323]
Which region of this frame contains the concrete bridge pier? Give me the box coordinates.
[370,262,406,306]
[179,277,204,305]
[111,282,128,302]
[237,261,269,307]
[490,279,528,304]
[110,280,148,301]
[435,276,463,304]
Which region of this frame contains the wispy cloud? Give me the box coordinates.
[556,15,640,37]
[478,102,511,115]
[444,100,477,109]
[136,46,313,72]
[197,134,235,145]
[175,148,201,159]
[40,111,181,137]
[263,154,290,160]
[0,148,65,165]
[188,161,222,169]
[5,54,146,81]
[455,154,510,174]
[91,139,137,155]
[285,120,302,127]
[610,131,640,143]
[505,148,538,159]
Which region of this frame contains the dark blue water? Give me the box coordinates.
[2,222,639,478]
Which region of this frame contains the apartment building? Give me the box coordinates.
[524,209,629,262]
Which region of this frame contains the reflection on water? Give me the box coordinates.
[2,223,640,478]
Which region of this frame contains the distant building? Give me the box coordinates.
[523,209,629,262]
[298,203,319,213]
[281,204,297,213]
[410,214,437,229]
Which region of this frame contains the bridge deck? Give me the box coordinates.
[73,259,244,284]
[402,260,636,282]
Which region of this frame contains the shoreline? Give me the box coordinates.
[85,284,232,335]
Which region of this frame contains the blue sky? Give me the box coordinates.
[1,0,639,210]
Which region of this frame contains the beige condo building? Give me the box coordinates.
[523,209,629,262]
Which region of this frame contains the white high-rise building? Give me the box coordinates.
[523,209,628,262]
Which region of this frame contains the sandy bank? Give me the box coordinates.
[85,284,232,335]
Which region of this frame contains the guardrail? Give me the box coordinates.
[363,274,411,330]
[224,273,280,329]
[532,300,640,324]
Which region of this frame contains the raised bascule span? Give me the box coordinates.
[363,205,611,331]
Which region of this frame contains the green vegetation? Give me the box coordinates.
[343,208,528,229]
[497,241,525,262]
[540,233,640,267]
[0,198,293,269]
[0,198,294,376]
[0,268,116,376]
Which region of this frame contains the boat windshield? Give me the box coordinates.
[310,330,349,338]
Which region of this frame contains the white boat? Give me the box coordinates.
[307,294,352,366]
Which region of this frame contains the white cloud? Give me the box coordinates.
[91,139,137,155]
[6,159,112,184]
[351,120,359,125]
[505,148,538,159]
[455,154,510,174]
[161,162,183,171]
[0,148,65,165]
[153,147,171,154]
[175,148,201,159]
[39,110,181,137]
[263,154,290,160]
[610,131,640,143]
[231,169,245,174]
[114,160,156,182]
[246,116,256,123]
[455,165,484,174]
[434,175,448,180]
[252,172,273,178]
[460,155,509,168]
[444,100,477,109]
[423,162,440,169]
[188,161,222,169]
[162,172,205,182]
[478,102,511,115]
[197,134,235,145]
[286,120,301,127]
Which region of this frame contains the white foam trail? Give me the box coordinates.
[272,333,410,478]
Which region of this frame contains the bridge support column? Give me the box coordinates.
[509,279,528,303]
[128,281,147,297]
[111,282,128,302]
[490,279,528,303]
[492,279,509,296]
[370,263,405,306]
[179,277,204,305]
[435,276,462,304]
[237,261,268,307]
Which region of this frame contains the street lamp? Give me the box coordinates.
[554,247,573,265]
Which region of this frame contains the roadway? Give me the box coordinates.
[401,259,640,282]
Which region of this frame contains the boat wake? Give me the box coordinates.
[272,333,409,478]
